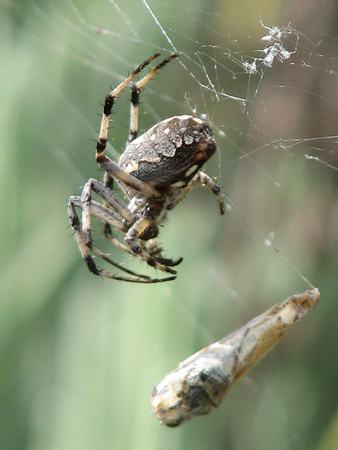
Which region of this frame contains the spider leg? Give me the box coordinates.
[96,52,161,159]
[68,195,129,277]
[168,171,225,215]
[124,216,179,274]
[128,53,179,143]
[102,171,114,237]
[199,172,225,214]
[70,196,128,236]
[68,196,175,282]
[140,240,183,267]
[98,156,161,199]
[81,177,135,244]
[90,245,176,283]
[149,254,183,267]
[104,232,182,269]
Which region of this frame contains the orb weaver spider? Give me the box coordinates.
[68,53,224,283]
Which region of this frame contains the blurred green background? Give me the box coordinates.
[1,0,337,449]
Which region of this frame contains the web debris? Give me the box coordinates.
[243,21,299,74]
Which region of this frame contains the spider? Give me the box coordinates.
[68,53,225,283]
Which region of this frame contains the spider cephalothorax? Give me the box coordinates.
[68,53,224,283]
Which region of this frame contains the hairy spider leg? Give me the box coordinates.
[81,178,134,244]
[128,53,179,143]
[104,225,183,268]
[167,172,225,215]
[68,195,176,282]
[96,52,160,160]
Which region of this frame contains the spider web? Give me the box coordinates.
[4,0,337,448]
[54,0,336,294]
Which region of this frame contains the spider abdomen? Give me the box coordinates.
[119,115,217,190]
